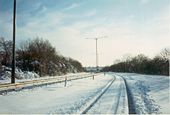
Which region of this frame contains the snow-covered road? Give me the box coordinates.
[1,74,127,114]
[84,74,128,114]
[0,72,169,114]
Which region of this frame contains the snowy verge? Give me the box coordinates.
[116,72,170,114]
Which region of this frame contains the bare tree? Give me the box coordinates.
[0,37,12,66]
[160,48,170,61]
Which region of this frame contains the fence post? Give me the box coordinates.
[64,76,67,87]
[93,75,94,80]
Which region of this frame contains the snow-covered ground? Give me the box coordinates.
[116,72,170,114]
[0,74,114,114]
[86,74,128,114]
[0,72,169,114]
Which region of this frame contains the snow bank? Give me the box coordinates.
[117,73,170,114]
[0,66,87,83]
[0,67,40,83]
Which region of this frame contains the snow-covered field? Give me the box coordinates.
[116,72,170,114]
[0,72,169,114]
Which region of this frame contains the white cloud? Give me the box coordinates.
[64,3,80,11]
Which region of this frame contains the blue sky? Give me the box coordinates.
[0,0,170,66]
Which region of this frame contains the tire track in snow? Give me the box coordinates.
[77,75,116,114]
[77,74,129,114]
[106,76,123,114]
[106,75,129,114]
[115,74,136,114]
[113,76,129,114]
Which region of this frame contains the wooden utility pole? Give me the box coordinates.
[11,0,16,83]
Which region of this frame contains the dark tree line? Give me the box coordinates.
[0,37,84,77]
[102,49,170,76]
